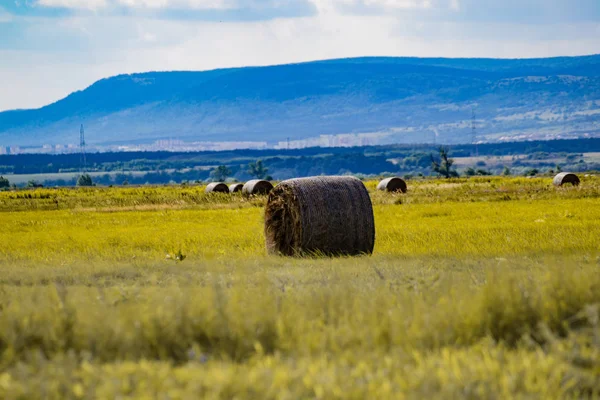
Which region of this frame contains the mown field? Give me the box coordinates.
[0,176,599,399]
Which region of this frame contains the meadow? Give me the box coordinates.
[0,176,599,398]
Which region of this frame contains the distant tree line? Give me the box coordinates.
[3,138,600,175]
[2,138,600,187]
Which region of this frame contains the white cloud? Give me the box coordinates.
[329,0,434,9]
[36,0,109,10]
[32,0,449,12]
[310,0,456,13]
[115,0,234,9]
[33,0,290,11]
[0,7,14,22]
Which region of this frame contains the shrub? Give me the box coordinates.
[77,174,94,187]
[0,175,9,188]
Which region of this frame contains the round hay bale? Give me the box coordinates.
[229,183,244,193]
[377,177,407,193]
[205,182,229,193]
[264,176,375,257]
[242,180,273,195]
[553,172,580,187]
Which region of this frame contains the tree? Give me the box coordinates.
[503,166,511,176]
[465,167,491,176]
[211,165,232,182]
[430,147,458,178]
[524,168,539,177]
[77,174,94,187]
[27,180,43,188]
[248,160,269,179]
[0,176,9,189]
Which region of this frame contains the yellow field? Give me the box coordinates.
[0,177,599,398]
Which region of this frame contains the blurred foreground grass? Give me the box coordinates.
[0,177,599,398]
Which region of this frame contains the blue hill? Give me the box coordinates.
[1,55,600,147]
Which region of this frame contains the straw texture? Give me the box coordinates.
[205,182,229,193]
[377,177,407,193]
[553,172,580,187]
[264,176,375,256]
[243,180,274,195]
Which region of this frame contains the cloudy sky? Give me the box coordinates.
[1,0,599,111]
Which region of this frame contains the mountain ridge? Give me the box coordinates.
[2,55,600,147]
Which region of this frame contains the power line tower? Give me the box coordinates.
[471,107,478,157]
[80,124,87,173]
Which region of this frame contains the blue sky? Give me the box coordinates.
[1,0,599,111]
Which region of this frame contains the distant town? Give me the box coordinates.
[0,132,397,155]
[2,123,599,156]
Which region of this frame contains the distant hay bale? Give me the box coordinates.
[553,172,580,187]
[229,183,244,193]
[205,182,229,193]
[264,176,375,257]
[242,180,273,195]
[377,177,407,193]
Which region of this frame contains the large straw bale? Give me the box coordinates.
[377,177,407,193]
[205,182,229,193]
[229,183,244,193]
[242,180,273,195]
[553,172,580,187]
[264,176,375,256]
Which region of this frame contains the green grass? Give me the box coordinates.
[1,196,598,262]
[0,177,599,398]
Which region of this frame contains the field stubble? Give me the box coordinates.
[0,176,599,398]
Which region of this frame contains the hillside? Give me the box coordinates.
[1,55,600,147]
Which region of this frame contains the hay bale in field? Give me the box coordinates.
[229,183,244,193]
[205,182,229,193]
[242,180,273,195]
[553,172,580,187]
[377,177,407,193]
[264,176,375,257]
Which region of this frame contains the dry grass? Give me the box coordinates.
[0,177,599,398]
